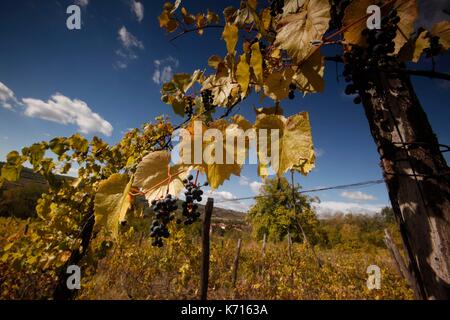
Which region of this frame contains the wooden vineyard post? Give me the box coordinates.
[384,229,421,298]
[232,239,242,288]
[358,69,450,299]
[199,198,214,300]
[287,231,292,263]
[261,233,267,258]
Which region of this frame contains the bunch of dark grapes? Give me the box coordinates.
[270,0,284,17]
[178,175,207,225]
[201,90,214,111]
[288,83,296,100]
[343,9,401,105]
[185,97,194,117]
[150,194,178,247]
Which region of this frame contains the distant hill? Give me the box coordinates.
[0,162,49,190]
[1,163,247,222]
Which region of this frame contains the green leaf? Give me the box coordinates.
[1,164,21,182]
[49,137,68,156]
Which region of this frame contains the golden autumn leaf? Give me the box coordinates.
[263,67,295,101]
[134,151,191,203]
[234,5,255,26]
[261,8,272,30]
[274,0,330,63]
[283,0,306,16]
[293,50,325,93]
[341,0,372,47]
[431,21,450,51]
[181,7,195,25]
[196,14,207,35]
[202,74,239,107]
[250,42,263,84]
[398,29,429,63]
[255,112,315,177]
[208,55,223,69]
[236,54,250,97]
[178,120,248,189]
[207,10,220,24]
[222,23,239,55]
[159,10,179,32]
[94,174,133,239]
[393,0,418,54]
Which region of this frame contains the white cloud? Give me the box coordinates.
[0,81,19,110]
[118,26,143,49]
[315,147,325,157]
[202,190,251,212]
[75,0,89,7]
[239,176,263,194]
[340,190,376,201]
[22,93,113,136]
[131,1,144,22]
[314,201,386,215]
[115,26,144,69]
[152,57,179,85]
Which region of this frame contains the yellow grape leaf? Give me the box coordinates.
[255,112,315,177]
[250,42,263,84]
[179,120,244,189]
[231,114,253,131]
[181,7,195,25]
[261,8,272,31]
[222,23,239,55]
[248,0,258,11]
[431,21,450,51]
[283,0,306,16]
[94,174,133,239]
[274,0,330,63]
[223,7,237,23]
[398,29,429,63]
[393,0,418,54]
[196,14,207,35]
[173,73,192,92]
[208,55,223,69]
[0,177,4,189]
[293,50,325,93]
[263,67,295,101]
[185,69,204,93]
[134,151,191,202]
[207,10,220,24]
[236,54,250,97]
[202,74,239,107]
[342,0,374,47]
[159,10,178,32]
[234,5,255,26]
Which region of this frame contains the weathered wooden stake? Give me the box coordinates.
[199,198,214,300]
[287,231,292,263]
[232,238,242,288]
[384,229,421,298]
[261,233,267,258]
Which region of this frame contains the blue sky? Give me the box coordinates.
[0,0,449,214]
